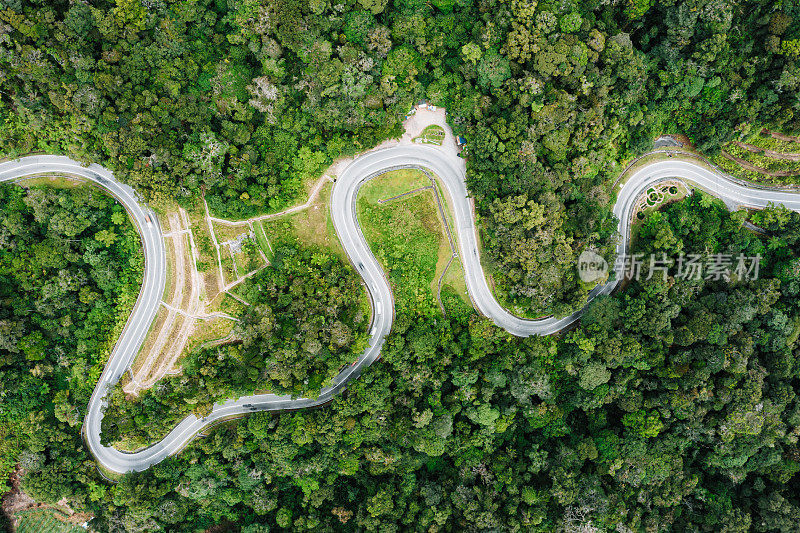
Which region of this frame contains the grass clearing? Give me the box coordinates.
[357,169,469,312]
[186,200,222,296]
[130,304,171,377]
[442,256,469,304]
[15,175,87,189]
[160,232,177,301]
[358,168,431,203]
[186,316,236,353]
[412,125,446,146]
[227,280,253,304]
[221,246,237,284]
[431,235,454,300]
[440,262,473,318]
[212,220,251,243]
[209,291,245,316]
[260,181,350,261]
[124,201,239,398]
[253,219,275,262]
[234,240,265,273]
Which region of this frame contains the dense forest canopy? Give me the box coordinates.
[0,183,141,496]
[18,196,800,532]
[1,0,800,531]
[1,0,798,315]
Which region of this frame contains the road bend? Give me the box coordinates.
[1,149,799,473]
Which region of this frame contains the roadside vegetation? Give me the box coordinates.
[632,181,691,227]
[118,201,243,400]
[0,0,796,322]
[0,182,141,508]
[91,198,800,532]
[100,245,370,450]
[357,169,470,314]
[1,0,800,531]
[259,181,348,262]
[714,130,800,185]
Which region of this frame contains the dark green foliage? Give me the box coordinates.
[1,0,797,314]
[0,183,141,505]
[75,198,800,532]
[100,246,368,447]
[1,0,800,530]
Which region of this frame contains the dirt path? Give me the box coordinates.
[209,174,333,226]
[733,141,800,161]
[122,106,460,396]
[203,197,227,290]
[721,150,800,177]
[763,129,800,143]
[124,208,239,395]
[125,215,186,394]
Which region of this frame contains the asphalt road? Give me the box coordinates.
[2,149,799,473]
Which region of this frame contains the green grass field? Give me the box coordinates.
[357,169,470,314]
[260,181,349,261]
[412,125,446,146]
[15,175,87,189]
[252,220,275,262]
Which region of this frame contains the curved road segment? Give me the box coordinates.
[2,149,800,473]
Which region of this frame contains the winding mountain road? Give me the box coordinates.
[2,147,800,474]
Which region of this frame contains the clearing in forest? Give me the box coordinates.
[126,107,463,392]
[356,169,471,314]
[123,206,241,396]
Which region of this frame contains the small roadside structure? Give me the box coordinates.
[456,136,466,147]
